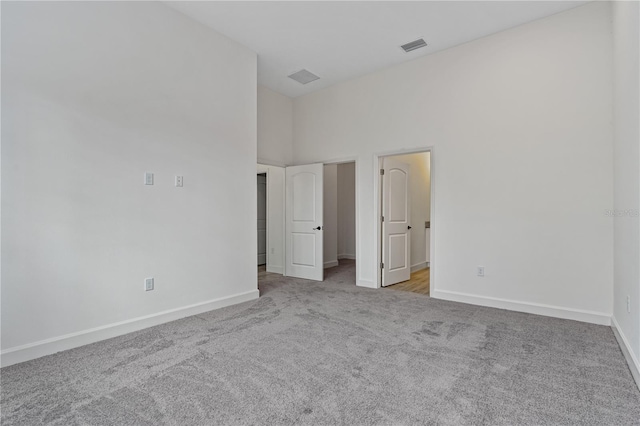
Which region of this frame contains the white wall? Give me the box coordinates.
[258,85,293,167]
[323,164,339,268]
[612,0,640,384]
[257,164,286,275]
[337,162,356,259]
[386,153,431,271]
[293,2,614,324]
[1,2,258,365]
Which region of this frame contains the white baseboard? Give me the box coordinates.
[0,289,259,368]
[266,265,283,275]
[338,254,356,260]
[431,289,611,326]
[411,262,429,273]
[324,260,339,269]
[611,316,640,390]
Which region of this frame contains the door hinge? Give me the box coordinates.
[380,262,384,269]
[381,216,385,222]
[380,169,384,175]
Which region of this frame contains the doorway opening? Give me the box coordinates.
[257,172,267,268]
[284,160,357,283]
[256,163,286,292]
[378,151,432,295]
[323,161,357,284]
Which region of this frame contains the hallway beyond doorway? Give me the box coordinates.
[385,268,430,296]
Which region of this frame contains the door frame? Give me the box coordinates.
[374,147,434,291]
[257,172,268,266]
[323,157,359,282]
[258,158,360,281]
[257,163,286,276]
[256,165,271,271]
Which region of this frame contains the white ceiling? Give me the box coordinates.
[167,1,589,98]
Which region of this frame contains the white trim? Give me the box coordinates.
[319,156,359,167]
[324,260,339,269]
[256,164,270,174]
[357,279,376,289]
[266,265,283,274]
[257,166,270,272]
[257,158,288,168]
[338,253,356,260]
[431,289,611,326]
[355,160,361,287]
[0,290,259,368]
[612,316,640,390]
[411,262,428,273]
[281,166,286,277]
[257,163,287,277]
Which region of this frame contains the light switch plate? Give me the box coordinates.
[144,172,154,185]
[145,277,154,291]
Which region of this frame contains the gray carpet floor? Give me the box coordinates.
[2,260,640,425]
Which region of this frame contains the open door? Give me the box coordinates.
[285,163,324,281]
[382,158,411,287]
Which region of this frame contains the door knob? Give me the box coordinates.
[313,226,322,230]
[408,225,412,230]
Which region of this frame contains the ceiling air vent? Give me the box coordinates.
[288,69,320,85]
[401,38,427,53]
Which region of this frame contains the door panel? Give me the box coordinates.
[286,163,324,281]
[292,173,316,221]
[292,233,316,266]
[388,233,408,271]
[382,159,411,286]
[389,169,408,222]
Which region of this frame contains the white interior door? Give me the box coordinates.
[257,174,267,266]
[382,158,411,286]
[285,163,324,281]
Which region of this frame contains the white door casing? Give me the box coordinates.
[382,158,411,286]
[285,163,324,281]
[257,174,267,265]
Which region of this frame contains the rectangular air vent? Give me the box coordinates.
[401,38,427,53]
[288,69,320,85]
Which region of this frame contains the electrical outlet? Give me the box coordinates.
[627,295,631,313]
[477,266,485,277]
[144,172,154,185]
[145,277,154,291]
[175,176,183,187]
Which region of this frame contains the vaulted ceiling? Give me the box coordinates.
[167,1,589,98]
